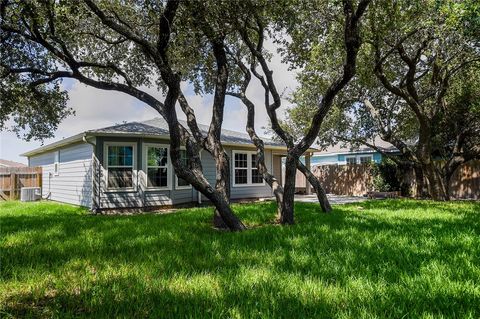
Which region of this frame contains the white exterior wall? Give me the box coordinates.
[29,142,93,208]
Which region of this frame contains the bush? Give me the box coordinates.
[370,158,401,192]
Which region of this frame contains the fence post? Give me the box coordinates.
[36,167,42,188]
[10,173,16,199]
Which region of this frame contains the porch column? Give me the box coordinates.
[305,152,312,195]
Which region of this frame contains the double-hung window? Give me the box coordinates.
[251,154,263,184]
[346,156,357,165]
[234,152,248,185]
[345,155,372,165]
[106,144,135,189]
[359,155,373,164]
[233,151,265,186]
[175,149,191,189]
[145,144,170,189]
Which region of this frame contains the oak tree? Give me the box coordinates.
[1,0,248,230]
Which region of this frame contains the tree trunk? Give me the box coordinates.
[233,90,287,222]
[169,146,245,231]
[209,190,246,231]
[423,162,448,201]
[397,163,414,197]
[257,153,285,220]
[178,163,245,231]
[296,160,332,212]
[162,75,245,231]
[280,154,296,224]
[443,174,451,201]
[212,150,237,229]
[413,164,426,198]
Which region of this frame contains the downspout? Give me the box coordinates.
[83,133,99,213]
[197,190,202,205]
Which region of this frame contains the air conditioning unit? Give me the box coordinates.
[20,187,42,202]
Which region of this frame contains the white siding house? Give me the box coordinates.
[29,142,93,207]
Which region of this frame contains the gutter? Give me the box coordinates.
[82,133,96,147]
[82,133,100,213]
[313,149,399,157]
[21,133,86,157]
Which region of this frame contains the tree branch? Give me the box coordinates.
[293,0,371,156]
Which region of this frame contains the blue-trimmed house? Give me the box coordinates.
[311,139,399,166]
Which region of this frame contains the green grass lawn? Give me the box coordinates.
[1,199,479,318]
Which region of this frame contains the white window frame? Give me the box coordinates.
[345,155,357,165]
[250,153,264,185]
[53,151,59,175]
[104,142,137,191]
[175,148,192,190]
[232,150,266,187]
[344,154,374,165]
[359,155,373,164]
[143,143,172,191]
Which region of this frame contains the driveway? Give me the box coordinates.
[294,194,367,204]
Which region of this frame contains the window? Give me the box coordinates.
[54,151,59,175]
[175,149,192,189]
[233,151,265,186]
[346,156,357,165]
[344,154,373,165]
[106,144,134,189]
[251,154,263,184]
[146,145,170,189]
[359,155,372,164]
[234,152,248,185]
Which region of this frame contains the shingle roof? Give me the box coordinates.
[89,117,285,147]
[88,120,170,136]
[315,137,398,155]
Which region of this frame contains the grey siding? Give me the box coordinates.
[228,147,273,199]
[200,147,274,201]
[96,137,143,208]
[272,155,283,185]
[29,142,93,207]
[30,135,278,209]
[200,150,216,201]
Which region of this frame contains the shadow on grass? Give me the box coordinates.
[1,200,479,318]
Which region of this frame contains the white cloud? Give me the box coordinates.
[0,39,298,163]
[1,82,159,163]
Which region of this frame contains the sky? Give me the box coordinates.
[0,44,298,164]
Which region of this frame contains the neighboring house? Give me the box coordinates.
[22,118,296,210]
[311,138,399,166]
[0,159,27,167]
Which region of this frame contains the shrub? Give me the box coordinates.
[370,158,401,192]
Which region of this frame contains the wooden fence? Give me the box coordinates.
[295,164,374,196]
[295,161,480,199]
[0,167,42,200]
[448,161,480,200]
